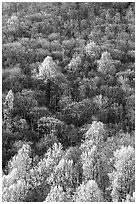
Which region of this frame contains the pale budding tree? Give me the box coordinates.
[38,56,64,82]
[73,179,104,202]
[3,90,14,132]
[47,157,80,192]
[98,51,116,75]
[26,143,64,201]
[84,41,100,60]
[111,145,135,202]
[80,121,110,195]
[2,144,32,202]
[45,185,71,202]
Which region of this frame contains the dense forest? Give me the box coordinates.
[2,2,135,202]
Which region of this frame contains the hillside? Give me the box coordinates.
[2,2,135,202]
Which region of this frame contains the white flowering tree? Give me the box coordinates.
[47,158,80,192]
[3,90,14,132]
[111,145,135,202]
[68,55,82,74]
[98,51,116,75]
[2,144,32,202]
[27,143,64,202]
[8,144,32,176]
[38,56,62,81]
[85,41,100,60]
[80,121,110,196]
[45,185,71,202]
[81,145,110,194]
[2,178,30,202]
[74,180,104,202]
[85,121,106,145]
[37,56,66,111]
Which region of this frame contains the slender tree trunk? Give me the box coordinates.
[76,2,81,34]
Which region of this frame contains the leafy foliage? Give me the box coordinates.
[2,2,135,202]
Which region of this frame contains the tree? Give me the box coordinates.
[125,94,135,131]
[117,75,133,95]
[37,56,66,111]
[35,131,58,156]
[93,94,109,122]
[80,122,110,196]
[74,180,104,202]
[61,124,79,147]
[84,41,100,60]
[64,146,81,165]
[111,145,135,202]
[81,145,110,194]
[37,116,65,137]
[97,51,116,75]
[67,55,82,75]
[2,178,30,202]
[47,158,80,191]
[2,144,32,202]
[61,98,94,126]
[26,143,64,202]
[13,89,37,121]
[85,121,106,145]
[3,90,14,132]
[45,185,71,202]
[38,56,63,81]
[8,144,32,177]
